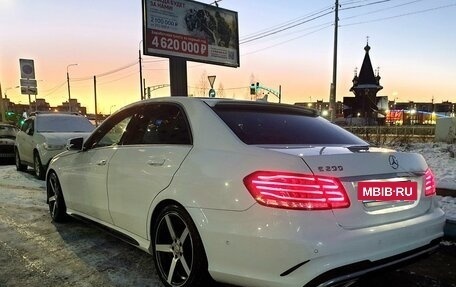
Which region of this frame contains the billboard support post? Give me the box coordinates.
[169,58,188,97]
[139,48,144,100]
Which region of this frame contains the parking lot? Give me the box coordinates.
[0,164,455,287]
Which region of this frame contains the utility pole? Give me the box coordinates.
[0,83,5,122]
[94,76,98,127]
[67,63,78,112]
[139,48,144,101]
[330,0,339,122]
[279,85,282,103]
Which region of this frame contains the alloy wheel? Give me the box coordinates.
[15,150,26,171]
[155,211,194,286]
[47,172,67,222]
[34,153,44,180]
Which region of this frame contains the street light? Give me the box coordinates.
[4,86,19,99]
[109,105,116,115]
[67,63,78,112]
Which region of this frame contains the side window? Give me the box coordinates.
[124,104,192,145]
[96,116,133,147]
[21,120,31,132]
[84,108,138,150]
[21,119,34,135]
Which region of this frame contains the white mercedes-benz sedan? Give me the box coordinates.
[46,97,445,287]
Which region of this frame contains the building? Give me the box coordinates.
[294,100,344,119]
[31,98,51,112]
[2,98,88,125]
[387,100,455,125]
[343,42,383,125]
[55,99,87,114]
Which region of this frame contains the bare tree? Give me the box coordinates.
[217,83,225,98]
[198,71,208,97]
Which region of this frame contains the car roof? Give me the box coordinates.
[0,123,17,128]
[29,112,85,118]
[124,97,317,115]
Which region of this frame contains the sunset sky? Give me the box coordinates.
[1,0,455,114]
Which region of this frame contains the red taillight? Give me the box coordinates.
[424,168,436,197]
[243,171,350,210]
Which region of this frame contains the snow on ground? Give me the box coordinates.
[395,142,456,191]
[0,142,454,221]
[391,142,456,222]
[437,196,456,222]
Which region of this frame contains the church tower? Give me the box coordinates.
[349,42,383,125]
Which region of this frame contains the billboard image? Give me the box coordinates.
[142,0,239,67]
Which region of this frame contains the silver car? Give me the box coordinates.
[15,112,94,179]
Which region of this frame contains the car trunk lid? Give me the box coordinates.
[267,146,433,229]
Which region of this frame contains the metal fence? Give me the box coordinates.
[344,126,436,145]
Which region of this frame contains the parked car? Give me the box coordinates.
[15,112,94,179]
[46,97,445,287]
[0,123,18,164]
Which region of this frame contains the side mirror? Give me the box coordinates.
[67,137,84,151]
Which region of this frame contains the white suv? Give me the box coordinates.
[15,112,94,179]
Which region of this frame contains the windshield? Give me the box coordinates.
[213,104,367,146]
[0,125,17,139]
[36,115,95,133]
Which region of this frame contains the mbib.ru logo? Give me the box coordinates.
[358,181,418,201]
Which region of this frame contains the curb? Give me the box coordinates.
[444,219,456,239]
[436,189,455,238]
[436,188,456,197]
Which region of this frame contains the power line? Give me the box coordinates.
[71,60,138,81]
[143,67,169,71]
[240,10,333,44]
[143,59,168,64]
[42,81,67,97]
[240,5,333,43]
[340,0,392,10]
[340,0,372,4]
[341,3,456,26]
[96,61,138,78]
[341,0,426,21]
[242,24,333,56]
[98,71,139,86]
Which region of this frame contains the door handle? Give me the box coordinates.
[147,159,165,166]
[97,160,107,166]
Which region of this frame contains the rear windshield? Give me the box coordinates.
[36,115,95,133]
[0,125,17,138]
[212,104,366,145]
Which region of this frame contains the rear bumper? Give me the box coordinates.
[0,145,15,158]
[307,238,441,287]
[187,204,445,287]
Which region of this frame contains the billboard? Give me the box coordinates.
[142,0,239,67]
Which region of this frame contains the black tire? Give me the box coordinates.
[34,152,45,180]
[47,172,68,222]
[152,204,210,287]
[15,149,27,172]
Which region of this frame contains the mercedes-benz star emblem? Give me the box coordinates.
[389,155,399,169]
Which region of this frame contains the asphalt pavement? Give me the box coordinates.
[0,164,455,287]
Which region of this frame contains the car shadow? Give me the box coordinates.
[52,218,240,287]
